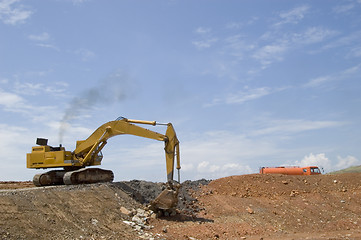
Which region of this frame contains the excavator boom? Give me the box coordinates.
[72,117,180,181]
[74,119,164,156]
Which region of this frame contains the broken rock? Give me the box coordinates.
[120,206,132,216]
[246,207,254,214]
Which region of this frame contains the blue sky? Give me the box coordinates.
[1,0,361,182]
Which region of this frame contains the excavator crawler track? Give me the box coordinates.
[63,168,114,185]
[33,170,66,187]
[33,168,114,186]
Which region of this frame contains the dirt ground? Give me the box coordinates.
[1,173,361,240]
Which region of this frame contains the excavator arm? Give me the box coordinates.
[73,117,181,182]
[164,122,180,182]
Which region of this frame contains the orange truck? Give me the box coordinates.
[259,166,321,175]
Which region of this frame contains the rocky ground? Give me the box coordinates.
[1,173,360,240]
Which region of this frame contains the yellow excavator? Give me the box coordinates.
[27,117,181,211]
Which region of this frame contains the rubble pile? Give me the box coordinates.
[177,179,211,216]
[113,180,163,205]
[113,179,210,216]
[122,208,160,240]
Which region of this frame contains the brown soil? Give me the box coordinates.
[0,183,142,240]
[150,173,361,240]
[0,181,34,189]
[1,173,361,240]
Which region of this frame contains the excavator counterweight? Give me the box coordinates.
[27,117,181,211]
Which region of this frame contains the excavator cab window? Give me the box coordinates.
[94,151,103,163]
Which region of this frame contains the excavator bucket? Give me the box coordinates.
[149,181,180,212]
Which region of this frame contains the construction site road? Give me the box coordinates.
[1,172,360,240]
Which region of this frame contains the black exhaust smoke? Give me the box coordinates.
[58,70,132,143]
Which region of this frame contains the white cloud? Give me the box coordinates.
[0,88,23,109]
[14,81,68,96]
[0,87,59,121]
[322,30,361,50]
[28,32,50,42]
[226,87,271,104]
[178,133,274,179]
[296,153,331,170]
[0,123,35,181]
[335,155,360,169]
[251,119,345,136]
[304,63,361,87]
[192,26,218,49]
[342,64,361,74]
[192,38,218,50]
[0,0,33,25]
[347,46,361,58]
[225,34,248,50]
[70,0,89,5]
[36,43,60,51]
[252,27,337,68]
[226,22,243,29]
[206,87,269,107]
[195,27,211,34]
[180,163,194,172]
[292,27,338,44]
[196,161,253,179]
[206,86,289,107]
[0,78,9,84]
[274,5,310,27]
[192,10,335,74]
[76,48,96,61]
[226,17,258,29]
[333,4,354,14]
[304,76,332,88]
[224,34,255,60]
[294,153,360,173]
[252,42,288,67]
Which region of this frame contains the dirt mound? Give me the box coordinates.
[0,183,142,240]
[1,174,361,239]
[0,179,209,240]
[207,173,360,197]
[0,181,34,189]
[149,173,361,240]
